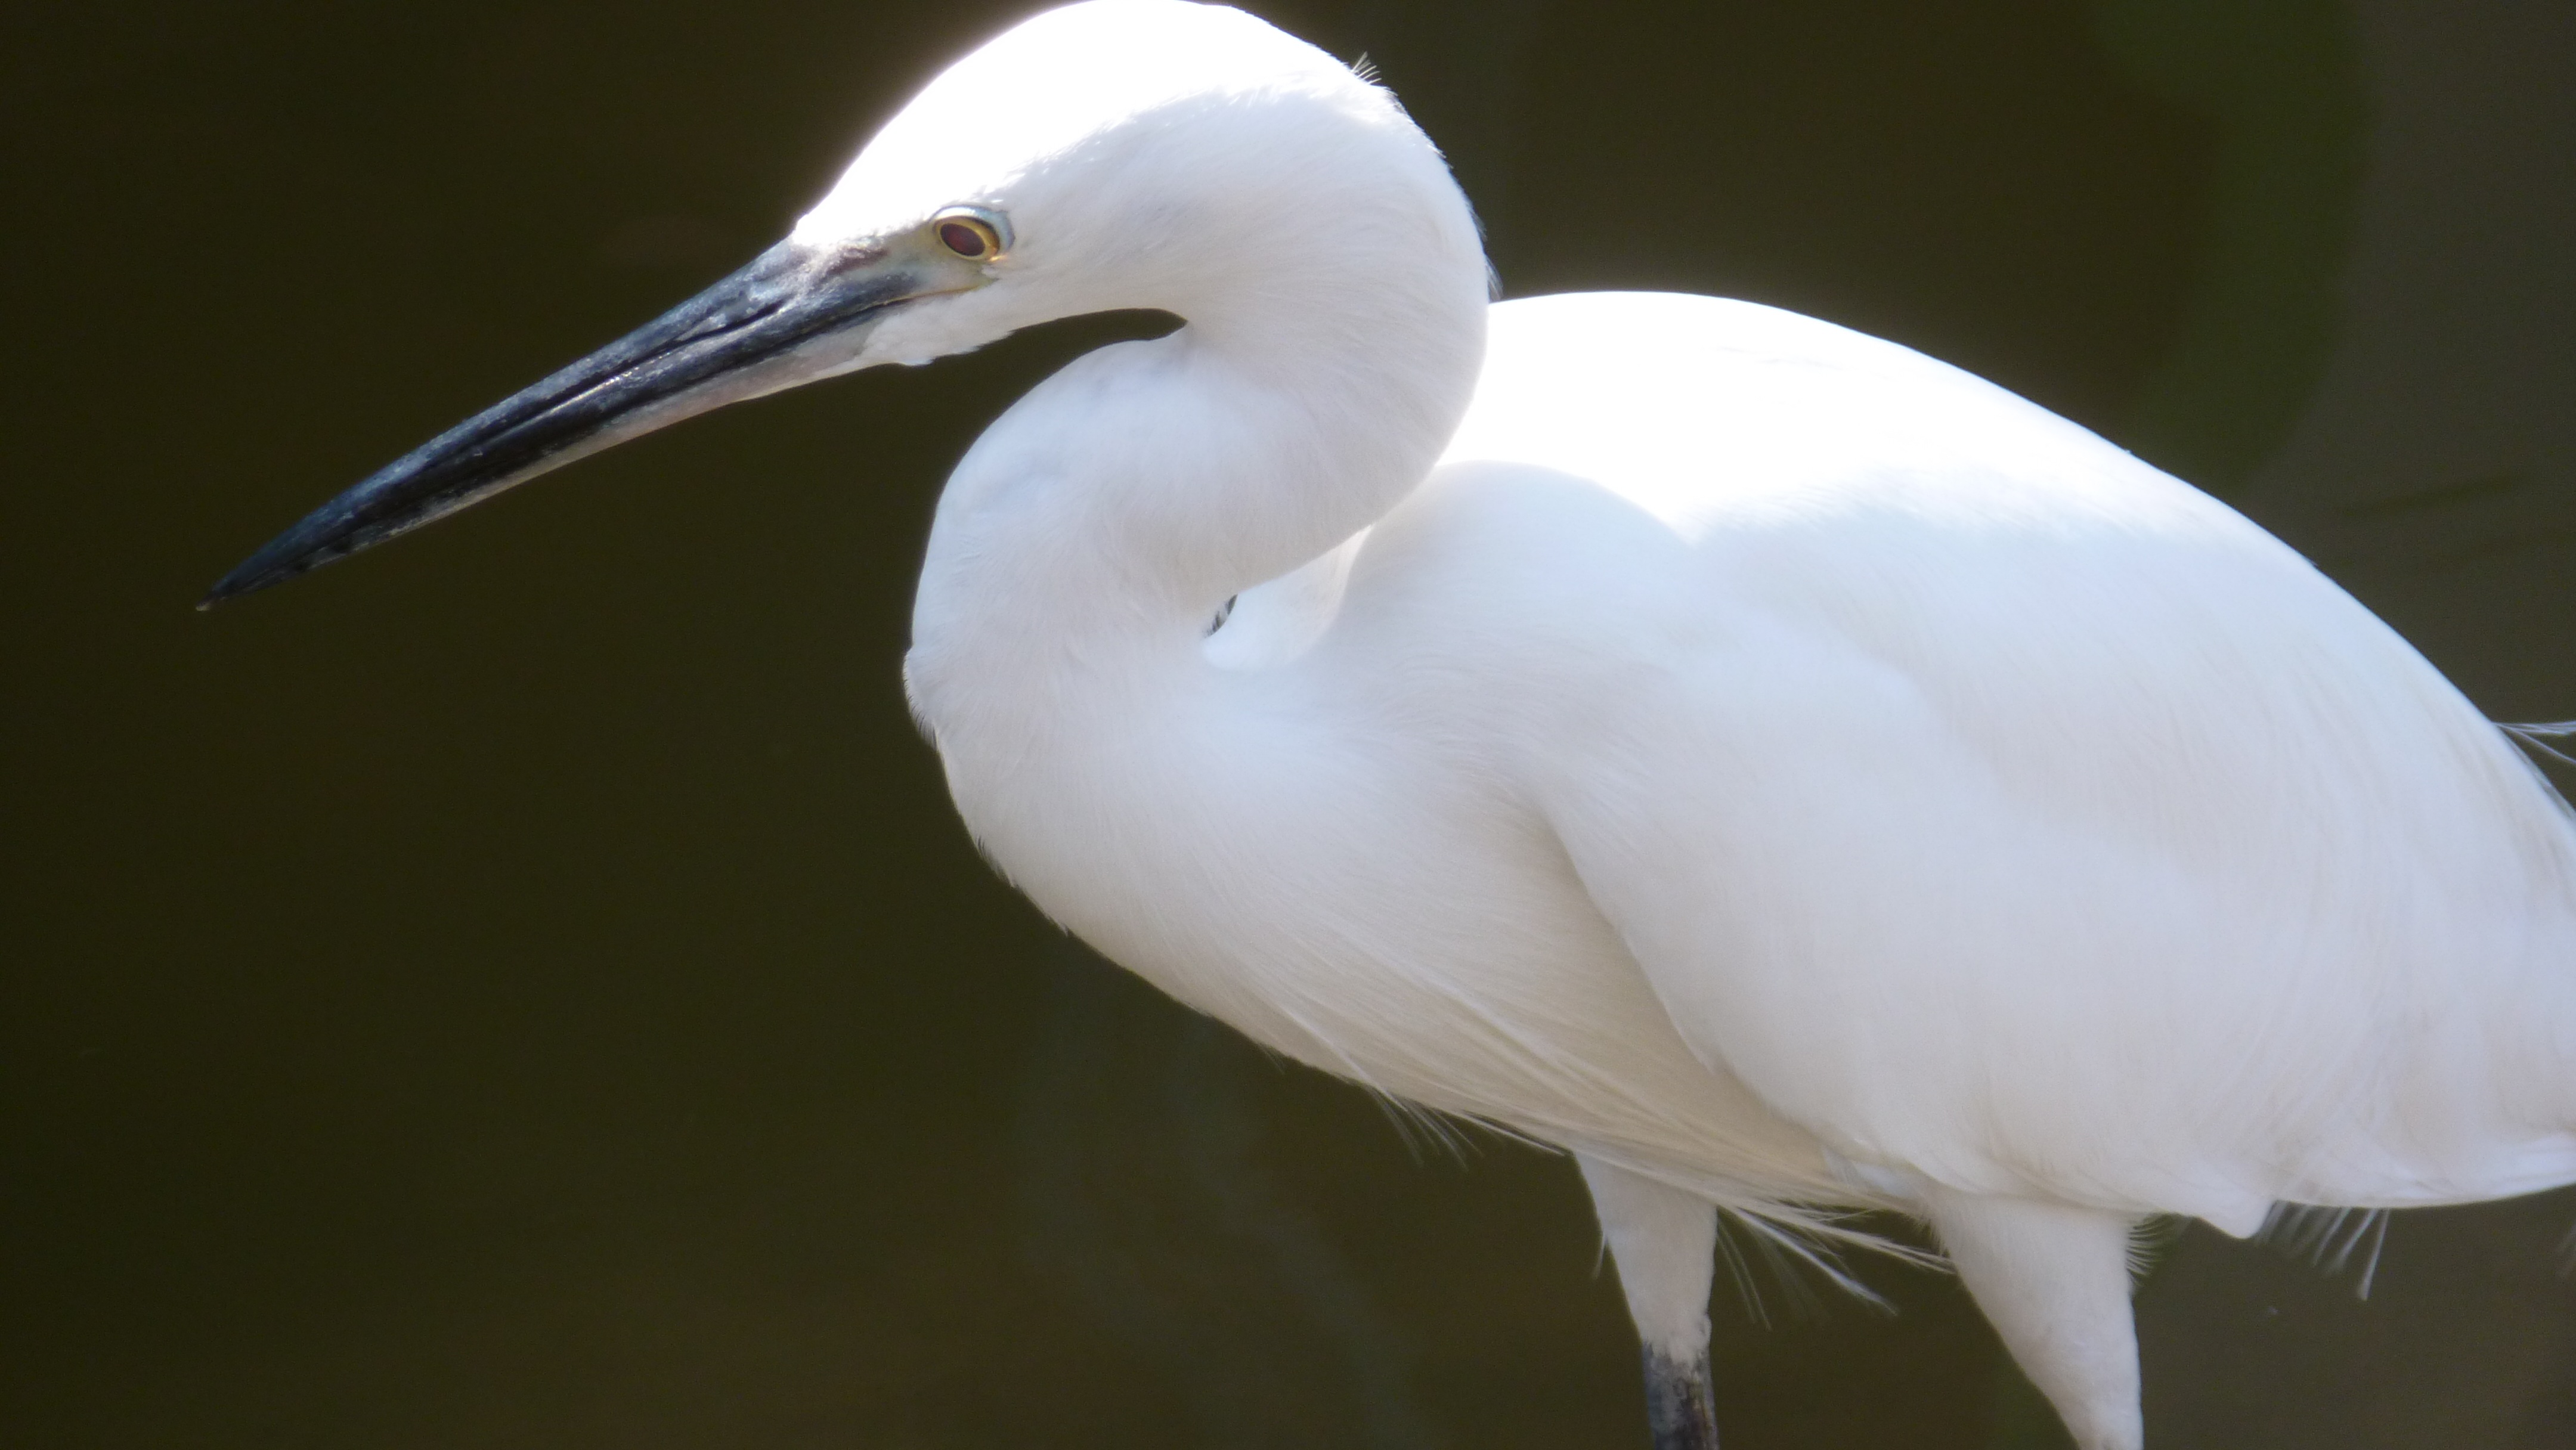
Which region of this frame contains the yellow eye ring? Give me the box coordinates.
[931,206,1009,261]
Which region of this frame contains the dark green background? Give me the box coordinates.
[8,1,2576,1445]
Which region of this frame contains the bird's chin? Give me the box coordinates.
[853,280,1093,371]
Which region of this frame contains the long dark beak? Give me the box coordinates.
[202,237,930,607]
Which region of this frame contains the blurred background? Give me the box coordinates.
[6,0,2575,1445]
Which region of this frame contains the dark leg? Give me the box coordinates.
[1644,1346,1720,1450]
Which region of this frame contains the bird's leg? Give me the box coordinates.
[1577,1155,1720,1450]
[1641,1344,1719,1450]
[1919,1186,2144,1450]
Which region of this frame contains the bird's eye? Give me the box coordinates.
[931,207,1009,261]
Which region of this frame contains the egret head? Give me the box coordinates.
[204,0,1477,605]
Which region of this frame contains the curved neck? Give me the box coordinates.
[905,250,1487,758]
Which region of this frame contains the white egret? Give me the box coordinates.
[206,4,2576,1446]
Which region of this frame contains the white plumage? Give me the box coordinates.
[215,4,2576,1446]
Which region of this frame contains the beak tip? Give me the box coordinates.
[199,549,298,611]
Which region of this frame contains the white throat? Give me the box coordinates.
[903,157,1488,785]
